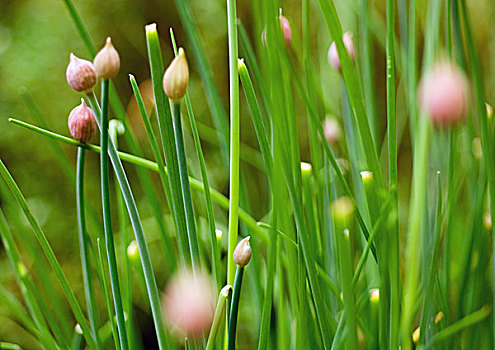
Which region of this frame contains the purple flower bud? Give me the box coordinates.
[261,9,292,47]
[68,99,97,142]
[418,62,470,126]
[323,118,342,145]
[328,32,355,72]
[94,37,120,79]
[66,53,98,93]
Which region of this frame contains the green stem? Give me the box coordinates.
[86,92,170,349]
[228,266,244,350]
[206,285,232,350]
[100,79,128,350]
[172,102,201,269]
[76,148,100,345]
[226,0,240,287]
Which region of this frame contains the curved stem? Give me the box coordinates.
[100,79,128,350]
[76,147,100,345]
[173,102,200,269]
[206,285,232,350]
[228,266,244,350]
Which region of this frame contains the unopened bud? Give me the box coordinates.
[369,288,379,303]
[261,9,292,47]
[418,61,470,126]
[486,103,493,119]
[94,37,120,79]
[413,326,420,344]
[435,311,444,324]
[68,99,97,142]
[163,47,189,102]
[233,236,252,267]
[279,10,292,46]
[66,53,98,93]
[328,32,355,72]
[323,118,342,145]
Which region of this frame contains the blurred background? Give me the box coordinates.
[0,0,493,348]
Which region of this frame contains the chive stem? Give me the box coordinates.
[228,266,244,350]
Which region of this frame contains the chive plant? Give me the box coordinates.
[2,0,495,349]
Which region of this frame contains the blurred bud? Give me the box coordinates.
[66,53,98,93]
[279,10,292,46]
[418,61,470,126]
[163,47,189,102]
[127,240,139,262]
[301,162,312,182]
[94,37,120,79]
[261,10,292,47]
[328,32,355,72]
[486,103,493,119]
[323,118,342,145]
[472,137,482,160]
[484,212,492,230]
[369,288,379,303]
[68,99,97,143]
[331,197,354,223]
[163,269,215,339]
[233,236,252,267]
[435,311,444,324]
[17,262,27,278]
[74,324,83,335]
[413,326,420,344]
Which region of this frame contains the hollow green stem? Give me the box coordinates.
[206,285,232,350]
[85,92,170,349]
[228,266,244,350]
[226,0,240,287]
[100,79,128,350]
[76,148,100,345]
[172,102,201,269]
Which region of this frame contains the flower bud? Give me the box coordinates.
[261,9,292,47]
[66,53,98,93]
[94,37,120,79]
[233,236,252,267]
[328,32,355,72]
[163,269,215,339]
[68,99,97,142]
[279,10,292,46]
[418,61,470,126]
[323,118,342,145]
[163,47,189,102]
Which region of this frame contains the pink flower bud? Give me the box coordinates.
[418,62,470,126]
[93,37,120,79]
[261,10,292,47]
[66,53,98,93]
[323,118,342,145]
[163,270,215,339]
[328,32,355,72]
[68,99,97,142]
[233,236,252,267]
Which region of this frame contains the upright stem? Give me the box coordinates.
[172,102,201,269]
[228,266,244,350]
[100,79,128,350]
[226,0,240,288]
[86,92,170,350]
[76,147,100,346]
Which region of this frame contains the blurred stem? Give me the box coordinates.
[386,0,400,347]
[76,148,100,346]
[172,102,201,269]
[228,266,244,350]
[86,92,170,350]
